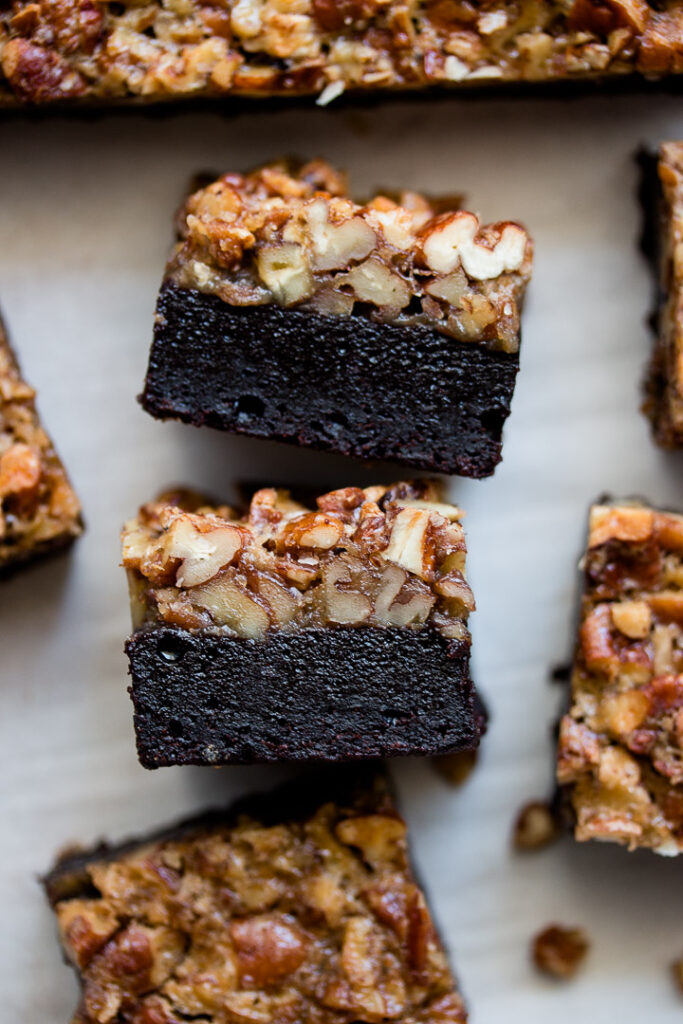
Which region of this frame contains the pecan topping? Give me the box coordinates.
[46,778,465,1024]
[557,500,683,854]
[167,160,531,355]
[122,480,474,642]
[2,0,683,106]
[0,316,82,570]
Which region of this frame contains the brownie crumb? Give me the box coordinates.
[532,925,590,980]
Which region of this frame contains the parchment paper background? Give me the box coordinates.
[1,91,683,1022]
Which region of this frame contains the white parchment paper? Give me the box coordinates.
[1,92,683,1023]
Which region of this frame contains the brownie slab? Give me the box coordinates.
[144,283,520,477]
[142,160,532,478]
[0,314,82,574]
[122,480,483,767]
[127,624,477,767]
[44,772,468,1024]
[641,142,683,447]
[557,501,683,854]
[3,0,683,106]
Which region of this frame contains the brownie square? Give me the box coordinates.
[0,313,82,575]
[557,500,683,854]
[44,772,468,1024]
[122,480,484,767]
[141,160,532,478]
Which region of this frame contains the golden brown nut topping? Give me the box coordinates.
[166,160,532,354]
[645,141,683,447]
[532,925,590,980]
[0,316,82,572]
[46,776,468,1024]
[557,501,683,855]
[2,0,683,105]
[122,480,474,642]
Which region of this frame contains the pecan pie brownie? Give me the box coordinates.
[0,313,82,574]
[44,773,468,1024]
[122,479,484,767]
[641,142,683,447]
[2,0,683,107]
[142,159,533,477]
[557,501,683,855]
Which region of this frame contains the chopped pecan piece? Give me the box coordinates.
[532,925,589,979]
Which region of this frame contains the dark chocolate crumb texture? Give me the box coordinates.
[557,500,683,855]
[2,0,683,106]
[44,772,468,1024]
[0,313,82,574]
[642,141,683,447]
[142,160,533,477]
[122,479,483,766]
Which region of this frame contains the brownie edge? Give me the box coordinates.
[126,625,481,768]
[142,283,520,478]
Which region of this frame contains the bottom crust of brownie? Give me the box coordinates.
[126,625,481,767]
[142,283,520,478]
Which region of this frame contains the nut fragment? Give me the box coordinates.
[166,516,244,588]
[420,212,528,279]
[532,925,589,979]
[256,243,313,305]
[513,802,559,851]
[672,957,683,996]
[304,199,376,272]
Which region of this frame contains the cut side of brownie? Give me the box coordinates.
[641,142,683,447]
[2,1,683,106]
[142,160,532,478]
[0,314,82,575]
[557,501,683,855]
[44,772,468,1024]
[122,480,484,767]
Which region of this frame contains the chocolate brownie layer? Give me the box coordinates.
[127,624,478,767]
[3,0,683,107]
[44,772,468,1023]
[143,283,519,477]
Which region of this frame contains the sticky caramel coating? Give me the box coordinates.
[122,480,474,642]
[167,160,532,354]
[2,0,683,107]
[557,502,683,854]
[0,318,82,571]
[47,778,467,1024]
[645,141,683,446]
